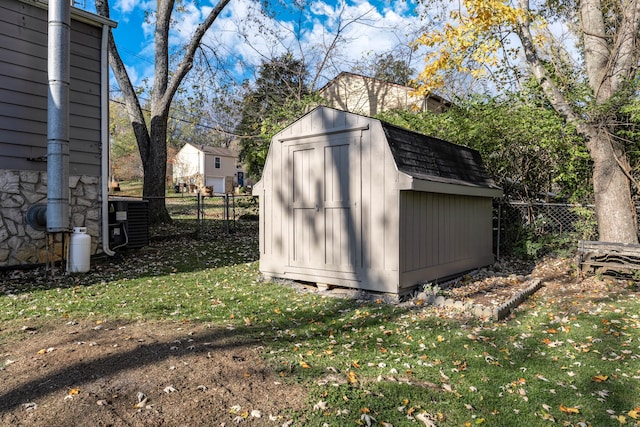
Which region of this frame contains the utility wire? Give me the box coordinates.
[108,95,261,140]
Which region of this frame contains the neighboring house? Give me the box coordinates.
[254,106,501,295]
[0,0,116,267]
[319,71,451,116]
[173,142,244,194]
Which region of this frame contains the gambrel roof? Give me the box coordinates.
[381,122,500,191]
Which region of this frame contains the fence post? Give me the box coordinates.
[496,201,501,261]
[225,193,230,234]
[197,192,201,224]
[232,194,236,233]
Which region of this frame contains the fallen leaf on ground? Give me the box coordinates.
[312,401,327,411]
[134,392,148,408]
[415,412,437,426]
[559,404,580,414]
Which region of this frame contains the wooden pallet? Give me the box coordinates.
[577,240,640,275]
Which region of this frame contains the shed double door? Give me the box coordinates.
[287,132,362,275]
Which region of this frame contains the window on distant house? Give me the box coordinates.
[215,157,221,169]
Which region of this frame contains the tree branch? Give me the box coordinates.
[95,0,150,162]
[162,0,232,112]
[515,0,583,130]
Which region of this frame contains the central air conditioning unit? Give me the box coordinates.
[108,198,149,250]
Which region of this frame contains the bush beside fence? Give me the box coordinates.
[495,201,640,259]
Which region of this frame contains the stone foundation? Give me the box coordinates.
[0,169,103,267]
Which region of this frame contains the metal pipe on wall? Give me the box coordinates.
[100,22,115,256]
[47,0,71,232]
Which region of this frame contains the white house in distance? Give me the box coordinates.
[173,142,244,194]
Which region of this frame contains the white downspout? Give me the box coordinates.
[101,23,115,256]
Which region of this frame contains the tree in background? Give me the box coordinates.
[95,0,231,224]
[413,0,640,244]
[235,53,319,178]
[377,89,590,203]
[352,52,415,86]
[109,99,143,181]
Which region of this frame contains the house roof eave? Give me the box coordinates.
[22,0,117,28]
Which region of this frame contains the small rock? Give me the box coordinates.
[23,402,37,411]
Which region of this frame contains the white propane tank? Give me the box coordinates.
[68,227,91,273]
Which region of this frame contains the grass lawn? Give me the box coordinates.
[1,220,639,426]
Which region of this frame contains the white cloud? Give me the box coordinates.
[114,0,153,16]
[113,0,423,90]
[114,0,137,14]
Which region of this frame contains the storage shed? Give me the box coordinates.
[253,106,502,295]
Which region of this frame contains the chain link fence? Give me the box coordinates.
[495,201,640,258]
[165,193,258,234]
[162,194,636,259]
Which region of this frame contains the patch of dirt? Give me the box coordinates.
[0,320,305,426]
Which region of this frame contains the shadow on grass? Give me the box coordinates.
[0,221,259,296]
[0,295,405,414]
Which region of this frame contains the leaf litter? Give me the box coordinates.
[1,221,639,426]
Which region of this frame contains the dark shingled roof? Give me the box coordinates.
[381,122,499,189]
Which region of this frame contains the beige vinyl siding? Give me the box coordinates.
[319,72,450,116]
[0,0,102,175]
[204,153,237,179]
[399,192,494,288]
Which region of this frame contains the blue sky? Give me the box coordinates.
[81,0,426,92]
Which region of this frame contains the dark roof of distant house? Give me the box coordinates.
[381,121,499,189]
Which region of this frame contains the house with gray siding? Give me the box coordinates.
[0,0,115,267]
[253,106,502,295]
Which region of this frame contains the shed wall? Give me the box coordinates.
[0,0,102,176]
[399,191,494,288]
